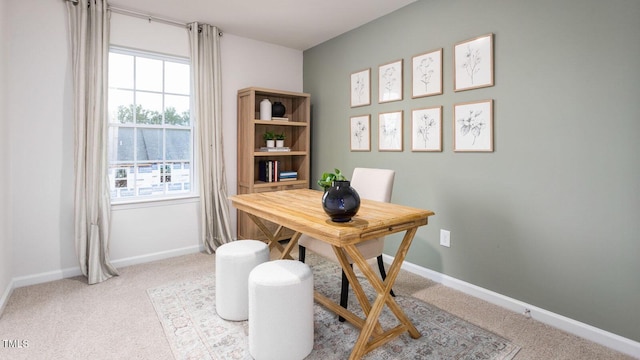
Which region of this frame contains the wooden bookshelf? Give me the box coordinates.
[236,87,311,241]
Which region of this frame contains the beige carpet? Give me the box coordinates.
[0,251,635,360]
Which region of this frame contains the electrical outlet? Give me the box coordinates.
[440,229,450,247]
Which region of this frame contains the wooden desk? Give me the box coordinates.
[229,189,435,359]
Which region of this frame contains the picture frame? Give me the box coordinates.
[453,99,493,152]
[350,68,371,107]
[454,33,494,92]
[378,60,403,103]
[411,106,442,152]
[412,48,443,98]
[350,115,371,151]
[378,111,403,151]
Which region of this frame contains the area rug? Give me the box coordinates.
[147,255,520,360]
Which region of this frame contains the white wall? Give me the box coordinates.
[7,0,74,279]
[0,0,13,313]
[3,0,302,286]
[219,33,304,218]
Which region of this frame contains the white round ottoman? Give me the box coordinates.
[248,260,314,360]
[215,240,270,321]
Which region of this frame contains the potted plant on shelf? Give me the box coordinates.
[275,132,286,148]
[263,130,275,148]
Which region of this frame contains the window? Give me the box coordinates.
[107,48,194,201]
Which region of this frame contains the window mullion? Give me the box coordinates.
[108,47,192,202]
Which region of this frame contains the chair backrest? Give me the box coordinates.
[298,167,395,262]
[350,168,395,203]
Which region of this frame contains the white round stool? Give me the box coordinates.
[215,240,270,321]
[248,260,314,360]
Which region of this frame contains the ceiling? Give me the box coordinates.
[108,0,417,50]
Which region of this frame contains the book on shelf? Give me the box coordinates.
[258,160,297,183]
[258,147,290,152]
[279,176,297,180]
[258,160,268,182]
[279,170,298,181]
[271,117,289,121]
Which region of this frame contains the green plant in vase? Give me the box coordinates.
[317,168,347,190]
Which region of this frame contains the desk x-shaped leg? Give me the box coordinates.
[246,213,297,260]
[247,213,421,359]
[335,227,421,359]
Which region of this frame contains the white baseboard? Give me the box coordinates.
[111,244,204,269]
[7,244,204,292]
[0,279,14,319]
[382,254,640,359]
[12,266,84,289]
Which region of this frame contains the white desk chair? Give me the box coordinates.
[298,167,395,321]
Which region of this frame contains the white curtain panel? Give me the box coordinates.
[189,23,233,252]
[66,0,118,284]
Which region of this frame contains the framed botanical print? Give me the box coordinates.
[412,48,443,98]
[378,60,403,103]
[350,68,371,107]
[453,99,493,152]
[350,115,371,151]
[454,33,494,91]
[411,106,442,151]
[378,111,403,151]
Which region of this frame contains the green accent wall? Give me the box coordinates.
[303,0,640,342]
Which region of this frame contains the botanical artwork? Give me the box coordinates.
[411,106,442,152]
[378,111,403,151]
[378,60,403,103]
[454,99,493,152]
[350,115,370,151]
[454,34,494,91]
[350,68,371,107]
[412,49,443,98]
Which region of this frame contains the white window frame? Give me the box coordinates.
[107,46,197,204]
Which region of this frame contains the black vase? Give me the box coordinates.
[272,101,286,117]
[322,180,361,222]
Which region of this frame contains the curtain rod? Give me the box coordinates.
[65,0,223,35]
[109,6,188,29]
